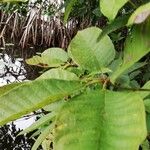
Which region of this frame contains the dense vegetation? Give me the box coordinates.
[0,0,150,150]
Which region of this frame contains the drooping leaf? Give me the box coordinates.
[110,19,150,83]
[68,27,115,72]
[19,112,56,135]
[128,2,150,25]
[32,123,55,150]
[0,79,83,125]
[54,90,146,150]
[37,68,79,80]
[100,0,129,21]
[125,62,147,74]
[26,48,69,68]
[30,129,41,138]
[64,0,78,24]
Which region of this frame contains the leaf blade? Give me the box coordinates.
[54,90,146,150]
[0,79,83,126]
[111,19,150,83]
[100,0,128,21]
[68,27,115,72]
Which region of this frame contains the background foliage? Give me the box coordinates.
[0,0,150,150]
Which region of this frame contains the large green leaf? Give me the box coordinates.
[26,48,68,68]
[54,90,146,150]
[128,2,150,25]
[0,82,24,96]
[100,0,128,21]
[0,79,83,125]
[37,68,79,80]
[111,19,150,83]
[68,27,115,72]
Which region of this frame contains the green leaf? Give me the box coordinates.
[68,27,115,72]
[146,113,150,133]
[144,99,150,113]
[54,90,146,150]
[100,0,128,21]
[26,48,68,68]
[0,82,24,96]
[42,134,53,150]
[141,140,150,150]
[43,100,64,112]
[32,123,55,150]
[111,19,150,83]
[37,68,79,80]
[64,0,78,24]
[0,79,83,125]
[0,0,27,2]
[98,15,129,40]
[30,129,41,138]
[128,2,150,25]
[139,81,150,99]
[19,112,56,135]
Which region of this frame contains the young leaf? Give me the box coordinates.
[100,0,129,21]
[37,68,79,80]
[26,48,68,68]
[0,79,83,126]
[54,90,146,150]
[128,2,150,25]
[68,27,115,72]
[111,19,150,83]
